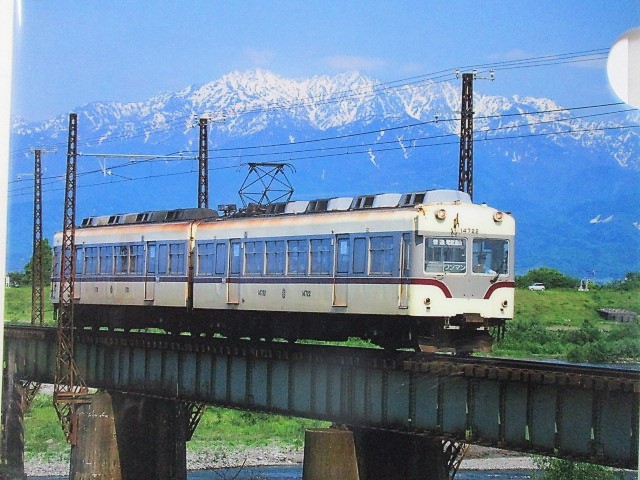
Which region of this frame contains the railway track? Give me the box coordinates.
[5,324,639,392]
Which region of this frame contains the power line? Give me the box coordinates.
[8,122,637,200]
[6,102,633,195]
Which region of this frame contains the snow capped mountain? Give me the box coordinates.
[8,70,640,279]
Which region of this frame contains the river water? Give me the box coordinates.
[32,465,638,480]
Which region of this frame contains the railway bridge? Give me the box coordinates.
[2,325,639,479]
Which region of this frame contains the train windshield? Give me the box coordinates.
[425,237,467,273]
[472,239,509,275]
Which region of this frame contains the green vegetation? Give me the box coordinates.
[190,408,326,452]
[531,457,619,480]
[23,393,68,462]
[493,269,640,363]
[6,239,53,288]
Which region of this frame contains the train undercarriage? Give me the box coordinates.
[67,304,503,354]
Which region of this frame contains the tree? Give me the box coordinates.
[516,267,578,289]
[23,238,53,286]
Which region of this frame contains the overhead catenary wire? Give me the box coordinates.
[7,122,638,199]
[6,100,632,193]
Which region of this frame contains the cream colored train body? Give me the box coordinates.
[52,190,515,351]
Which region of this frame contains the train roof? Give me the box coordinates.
[78,189,472,228]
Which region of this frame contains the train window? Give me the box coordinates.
[369,236,394,275]
[99,246,113,274]
[425,237,466,273]
[352,237,367,274]
[287,239,308,275]
[129,245,145,274]
[168,243,185,275]
[197,242,216,275]
[84,247,99,275]
[472,239,509,275]
[147,244,156,274]
[266,240,285,275]
[310,238,332,275]
[244,241,264,275]
[215,243,227,275]
[115,246,129,274]
[230,241,241,275]
[336,237,350,274]
[75,247,84,276]
[157,244,168,274]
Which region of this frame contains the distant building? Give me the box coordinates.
[597,308,638,323]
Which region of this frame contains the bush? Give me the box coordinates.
[516,267,579,289]
[532,457,616,480]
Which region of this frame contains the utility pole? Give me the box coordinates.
[457,70,494,202]
[21,148,52,410]
[198,117,209,208]
[458,73,474,200]
[53,113,89,445]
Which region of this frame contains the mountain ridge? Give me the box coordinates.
[8,69,640,279]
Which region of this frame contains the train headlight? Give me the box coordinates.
[435,209,447,220]
[424,298,431,305]
[502,300,508,308]
[493,211,504,222]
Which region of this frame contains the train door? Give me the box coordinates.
[227,239,241,304]
[333,235,349,307]
[145,241,157,301]
[398,233,410,309]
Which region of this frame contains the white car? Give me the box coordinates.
[528,283,546,291]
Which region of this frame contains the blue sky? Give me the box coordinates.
[11,1,640,121]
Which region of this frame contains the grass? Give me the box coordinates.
[514,288,640,330]
[3,285,56,325]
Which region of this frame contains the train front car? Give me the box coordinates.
[409,191,515,353]
[191,189,513,353]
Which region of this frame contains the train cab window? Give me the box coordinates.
[472,239,509,275]
[287,239,308,275]
[425,237,466,273]
[369,235,394,275]
[244,241,264,275]
[266,240,285,275]
[310,238,332,275]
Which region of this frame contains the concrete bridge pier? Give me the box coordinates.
[72,391,188,480]
[351,428,451,480]
[302,427,464,480]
